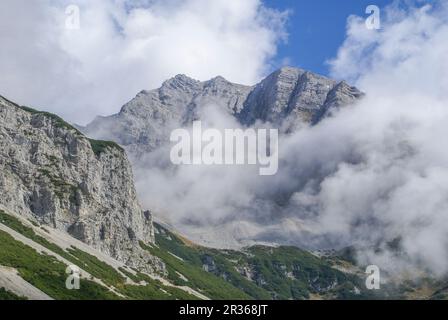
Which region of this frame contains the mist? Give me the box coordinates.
[130,1,448,277]
[0,0,287,124]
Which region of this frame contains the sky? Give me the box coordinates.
[265,0,393,75]
[128,0,448,276]
[0,0,395,124]
[2,0,448,276]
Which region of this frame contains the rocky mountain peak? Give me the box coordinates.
[205,75,233,86]
[161,74,202,92]
[237,66,362,129]
[81,67,362,155]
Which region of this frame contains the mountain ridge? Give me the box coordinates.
[76,66,364,250]
[80,67,363,157]
[0,92,445,300]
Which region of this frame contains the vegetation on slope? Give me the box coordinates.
[0,288,27,300]
[0,229,118,299]
[0,96,123,157]
[140,228,268,299]
[140,239,254,300]
[1,209,446,300]
[19,105,83,134]
[145,223,394,300]
[88,139,124,156]
[19,104,124,156]
[0,210,74,262]
[0,210,196,300]
[66,246,197,300]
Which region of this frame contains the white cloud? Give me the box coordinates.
[3,0,448,277]
[309,1,448,275]
[0,0,288,124]
[132,1,448,277]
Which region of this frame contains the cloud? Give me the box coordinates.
[133,1,448,277]
[3,0,448,277]
[0,0,288,124]
[304,0,448,275]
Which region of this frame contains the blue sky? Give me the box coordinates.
[1,0,411,124]
[266,0,393,76]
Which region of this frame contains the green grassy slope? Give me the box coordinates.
[0,229,118,300]
[2,210,443,300]
[142,223,386,300]
[0,210,196,300]
[0,288,27,300]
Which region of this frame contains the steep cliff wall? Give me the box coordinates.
[0,95,157,271]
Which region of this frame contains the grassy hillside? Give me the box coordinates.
[141,223,388,300]
[2,210,445,300]
[0,288,26,300]
[0,229,118,300]
[0,210,196,300]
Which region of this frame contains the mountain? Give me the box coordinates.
[80,67,363,157]
[0,94,444,300]
[0,93,365,300]
[0,95,156,272]
[237,67,363,129]
[80,74,252,157]
[0,204,390,300]
[78,67,364,249]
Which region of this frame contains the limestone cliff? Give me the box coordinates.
[0,95,157,271]
[81,67,363,157]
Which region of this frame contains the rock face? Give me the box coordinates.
[82,74,253,157]
[77,67,363,249]
[81,67,363,156]
[238,67,363,130]
[0,95,157,271]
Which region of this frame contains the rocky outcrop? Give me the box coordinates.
[81,74,253,157]
[0,95,158,272]
[77,67,363,251]
[238,67,363,130]
[81,67,362,157]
